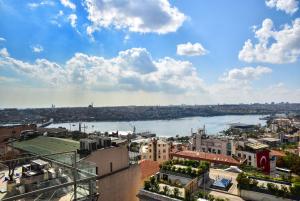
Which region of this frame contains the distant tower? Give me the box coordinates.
[79,123,82,132]
[133,126,136,134]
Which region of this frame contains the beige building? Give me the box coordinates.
[189,128,234,156]
[140,138,170,163]
[82,140,141,201]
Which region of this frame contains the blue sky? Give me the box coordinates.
[0,0,299,107]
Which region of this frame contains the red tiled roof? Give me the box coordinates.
[270,150,286,157]
[171,150,242,166]
[139,160,160,180]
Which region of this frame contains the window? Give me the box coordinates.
[208,148,211,152]
[202,148,206,152]
[149,149,151,153]
[110,162,113,173]
[163,149,166,153]
[248,155,252,160]
[217,150,221,154]
[163,155,166,160]
[96,167,98,175]
[238,153,241,157]
[158,144,161,147]
[158,155,161,158]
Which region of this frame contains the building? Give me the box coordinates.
[0,124,37,143]
[77,135,141,201]
[189,127,234,156]
[137,159,209,201]
[258,137,281,147]
[171,150,242,167]
[140,138,170,163]
[235,140,276,174]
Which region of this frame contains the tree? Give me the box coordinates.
[1,151,19,181]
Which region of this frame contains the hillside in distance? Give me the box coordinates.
[1,103,300,124]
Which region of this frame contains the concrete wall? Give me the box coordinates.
[84,146,129,176]
[84,146,141,201]
[240,189,293,201]
[138,189,181,201]
[98,164,141,201]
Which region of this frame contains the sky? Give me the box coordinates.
[0,0,300,108]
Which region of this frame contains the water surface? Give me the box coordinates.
[47,115,266,137]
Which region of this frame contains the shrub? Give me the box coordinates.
[163,185,170,195]
[144,181,151,190]
[173,187,181,198]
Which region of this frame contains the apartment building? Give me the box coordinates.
[235,140,276,174]
[81,137,141,201]
[189,127,234,156]
[140,138,170,163]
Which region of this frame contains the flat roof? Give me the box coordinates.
[171,151,242,166]
[31,159,49,166]
[13,136,79,155]
[246,142,269,150]
[261,138,281,142]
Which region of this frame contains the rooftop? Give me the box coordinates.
[246,142,269,150]
[139,160,160,180]
[260,137,281,142]
[12,136,79,155]
[171,151,241,166]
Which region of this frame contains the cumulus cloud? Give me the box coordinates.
[84,0,186,35]
[177,42,208,56]
[0,47,204,93]
[265,0,298,14]
[32,45,44,53]
[220,66,272,83]
[0,48,9,57]
[0,37,6,42]
[60,0,76,10]
[68,14,77,28]
[239,18,300,64]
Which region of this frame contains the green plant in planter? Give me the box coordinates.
[163,185,170,195]
[173,187,181,198]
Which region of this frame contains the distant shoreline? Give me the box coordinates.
[1,103,299,125]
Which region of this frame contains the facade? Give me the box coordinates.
[140,138,170,163]
[171,150,242,166]
[189,128,234,156]
[236,141,276,174]
[83,142,141,201]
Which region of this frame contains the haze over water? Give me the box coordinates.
[48,115,267,137]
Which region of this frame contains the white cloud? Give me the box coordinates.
[84,0,186,35]
[0,37,6,42]
[265,0,298,14]
[68,14,77,28]
[0,47,204,93]
[177,42,208,56]
[239,18,300,64]
[27,1,55,9]
[0,48,9,57]
[60,0,76,10]
[32,45,44,53]
[220,66,272,83]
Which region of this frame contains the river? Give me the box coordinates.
[47,115,267,137]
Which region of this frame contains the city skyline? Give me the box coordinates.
[0,0,300,107]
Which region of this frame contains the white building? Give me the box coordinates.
[140,138,170,163]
